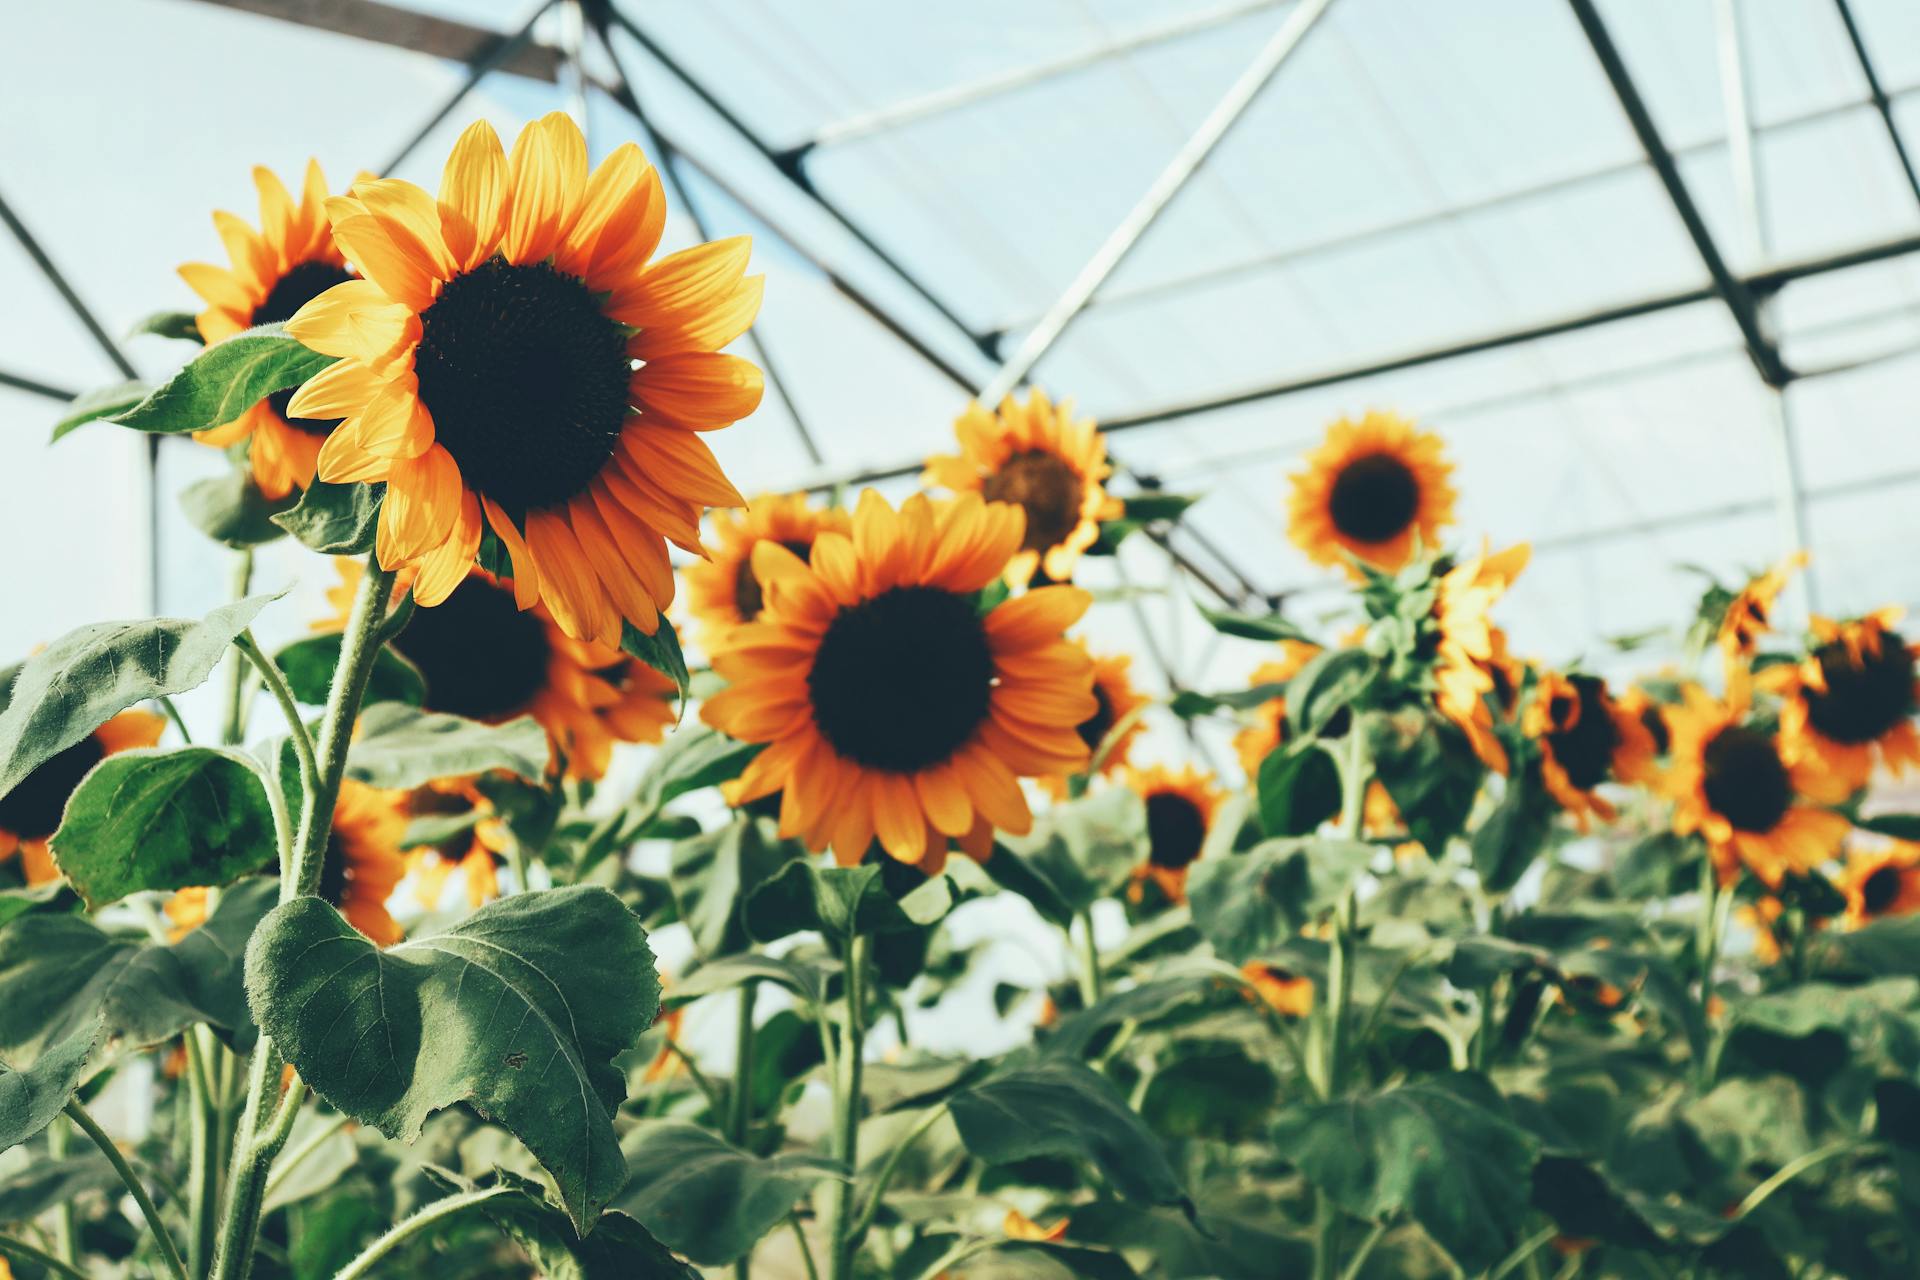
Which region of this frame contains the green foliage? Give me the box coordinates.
[50,379,149,442]
[744,858,954,944]
[245,886,659,1231]
[179,469,292,548]
[109,324,334,435]
[989,785,1146,922]
[342,702,550,790]
[0,591,280,801]
[1470,763,1556,893]
[1255,743,1342,837]
[0,1016,98,1150]
[272,480,383,554]
[620,617,691,702]
[275,634,425,707]
[127,309,205,344]
[50,746,276,907]
[1185,837,1373,964]
[669,817,797,958]
[1197,605,1316,644]
[614,1120,841,1264]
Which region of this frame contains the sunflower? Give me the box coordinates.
[1616,685,1673,759]
[921,389,1122,589]
[1837,841,1920,928]
[403,779,509,910]
[1763,609,1920,793]
[181,160,356,499]
[1231,639,1324,777]
[1040,642,1149,799]
[1288,412,1457,576]
[703,490,1093,868]
[1127,765,1226,904]
[1523,671,1658,825]
[167,778,406,943]
[1717,553,1805,704]
[282,113,764,642]
[325,559,674,780]
[1241,961,1315,1018]
[1430,542,1530,773]
[0,710,164,885]
[684,492,851,645]
[1662,685,1851,887]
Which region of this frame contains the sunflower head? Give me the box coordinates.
[284,113,764,645]
[1523,671,1656,826]
[921,389,1122,589]
[1231,639,1323,777]
[319,779,409,944]
[685,492,852,644]
[702,489,1096,867]
[1709,553,1806,703]
[1838,841,1920,928]
[1426,541,1530,773]
[1127,765,1225,905]
[403,778,511,910]
[1765,608,1920,793]
[1662,685,1850,887]
[179,160,356,499]
[1287,412,1457,577]
[1241,962,1315,1018]
[0,709,165,886]
[1041,643,1150,799]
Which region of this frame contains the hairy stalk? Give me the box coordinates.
[233,631,318,799]
[1074,909,1105,1006]
[733,979,760,1280]
[185,1030,218,1278]
[847,1103,948,1251]
[0,1234,92,1280]
[1695,857,1733,1091]
[48,1114,76,1264]
[827,932,871,1280]
[332,1186,516,1280]
[65,1100,189,1280]
[1314,723,1370,1280]
[220,549,255,745]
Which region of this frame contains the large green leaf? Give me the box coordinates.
[1197,606,1316,644]
[51,379,150,442]
[245,886,659,1231]
[343,702,550,790]
[49,747,275,908]
[614,1120,841,1265]
[1470,764,1556,893]
[948,1059,1188,1208]
[127,309,204,344]
[271,480,383,555]
[669,818,804,959]
[1185,837,1373,965]
[1271,1072,1540,1272]
[0,878,277,1067]
[624,729,763,832]
[991,786,1145,918]
[478,1172,701,1280]
[1807,915,1920,979]
[0,1153,119,1225]
[744,859,954,944]
[110,324,334,435]
[0,882,75,929]
[179,469,292,548]
[1255,744,1342,838]
[621,618,691,702]
[1368,708,1484,858]
[273,634,425,708]
[1042,974,1220,1059]
[0,592,279,801]
[1285,648,1376,739]
[1680,1075,1811,1172]
[0,1017,99,1151]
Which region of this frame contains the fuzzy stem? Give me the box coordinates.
[65,1100,189,1280]
[331,1186,516,1280]
[1074,909,1105,1007]
[0,1234,92,1280]
[732,978,760,1280]
[233,631,317,801]
[1314,725,1370,1280]
[827,932,870,1280]
[220,549,255,745]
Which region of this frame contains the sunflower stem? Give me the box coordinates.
[0,1233,92,1280]
[184,1029,219,1279]
[732,978,759,1280]
[827,931,870,1280]
[233,631,318,802]
[47,1113,77,1266]
[1315,725,1370,1280]
[1074,909,1105,1006]
[220,548,255,746]
[1695,856,1732,1091]
[64,1099,189,1280]
[330,1186,517,1280]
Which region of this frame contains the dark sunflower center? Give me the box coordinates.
[1547,676,1618,792]
[1641,704,1671,755]
[982,450,1083,555]
[315,830,352,908]
[1803,636,1915,746]
[413,258,631,513]
[807,586,994,772]
[1327,452,1419,544]
[0,734,104,840]
[253,260,356,435]
[390,576,551,721]
[1146,791,1207,870]
[1701,726,1792,834]
[1862,864,1903,915]
[733,540,812,623]
[1077,682,1116,753]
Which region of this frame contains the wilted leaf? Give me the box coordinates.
[343,702,549,790]
[614,1120,842,1264]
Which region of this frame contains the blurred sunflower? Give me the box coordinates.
[1430,541,1530,772]
[325,560,674,779]
[181,160,353,499]
[921,389,1121,589]
[1837,841,1920,927]
[0,710,164,885]
[283,114,764,641]
[168,778,407,943]
[1241,961,1314,1018]
[702,490,1094,869]
[1230,638,1323,776]
[1523,671,1658,825]
[403,779,509,910]
[1717,553,1805,704]
[1763,609,1920,793]
[684,492,850,644]
[1040,642,1149,799]
[1663,686,1850,886]
[1128,765,1225,904]
[1288,412,1456,576]
[1616,684,1673,758]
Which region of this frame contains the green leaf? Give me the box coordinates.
[962,1240,1140,1280]
[343,702,549,790]
[1857,813,1920,841]
[179,469,292,548]
[994,786,1146,917]
[0,878,277,1067]
[0,882,75,928]
[1120,492,1200,523]
[1806,915,1920,979]
[110,324,334,435]
[246,885,659,1231]
[980,840,1077,926]
[744,860,954,944]
[666,953,824,1009]
[1197,605,1315,645]
[1369,708,1483,858]
[49,747,275,908]
[1285,647,1375,739]
[1256,744,1342,838]
[1043,974,1219,1059]
[1141,1044,1278,1141]
[0,1016,99,1151]
[273,634,425,708]
[127,309,204,344]
[271,480,383,555]
[621,617,690,702]
[0,591,280,802]
[669,817,802,958]
[0,1153,119,1225]
[479,1174,701,1280]
[1185,837,1373,965]
[948,1059,1188,1208]
[1271,1072,1540,1272]
[1681,1075,1811,1172]
[1168,681,1288,719]
[615,728,764,848]
[51,379,150,442]
[261,1107,359,1214]
[1470,765,1556,893]
[614,1120,842,1265]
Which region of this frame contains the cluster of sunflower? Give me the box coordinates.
[3,106,1920,1280]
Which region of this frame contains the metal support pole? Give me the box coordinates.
[557,0,588,130]
[0,368,80,402]
[1834,0,1920,210]
[980,0,1336,404]
[380,0,554,176]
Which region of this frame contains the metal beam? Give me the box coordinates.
[980,0,1335,404]
[381,0,554,176]
[0,190,137,381]
[186,0,563,81]
[808,0,1289,148]
[1834,0,1920,210]
[1568,0,1789,388]
[0,369,78,402]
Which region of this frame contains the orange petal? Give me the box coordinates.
[412,489,482,606]
[620,425,744,509]
[326,204,436,312]
[438,119,507,271]
[628,276,764,359]
[378,444,461,563]
[630,352,764,430]
[984,587,1092,652]
[587,160,667,283]
[607,236,751,328]
[504,112,587,265]
[481,497,541,609]
[285,280,417,361]
[352,177,453,279]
